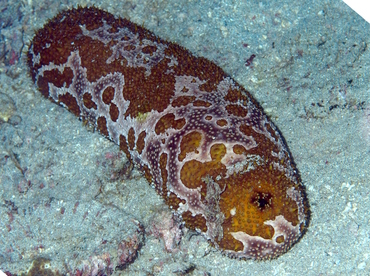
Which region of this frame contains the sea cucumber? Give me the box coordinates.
[27,6,309,260]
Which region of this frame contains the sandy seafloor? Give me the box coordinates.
[0,0,369,275]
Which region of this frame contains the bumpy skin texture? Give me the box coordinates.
[27,7,309,260]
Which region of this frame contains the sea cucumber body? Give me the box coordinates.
[28,7,309,259]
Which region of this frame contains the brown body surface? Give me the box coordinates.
[27,6,309,259]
